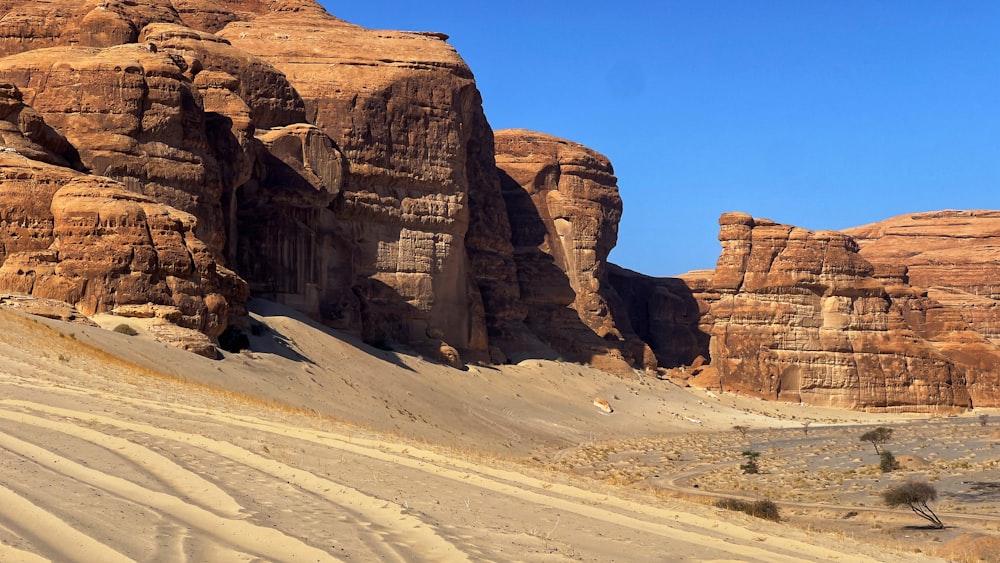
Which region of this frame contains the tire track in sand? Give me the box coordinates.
[0,485,131,563]
[0,409,245,518]
[8,395,880,563]
[0,399,470,563]
[0,430,339,562]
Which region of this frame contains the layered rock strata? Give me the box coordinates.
[217,8,528,360]
[703,212,979,410]
[842,210,1000,406]
[605,263,708,369]
[0,150,244,355]
[0,0,531,362]
[844,211,1000,343]
[494,129,652,373]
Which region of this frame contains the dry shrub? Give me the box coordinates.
[716,498,781,522]
[113,323,138,336]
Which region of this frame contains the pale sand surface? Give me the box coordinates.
[0,300,993,561]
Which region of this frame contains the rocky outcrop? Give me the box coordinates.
[0,44,234,254]
[0,0,997,409]
[494,129,652,373]
[842,210,1000,407]
[0,0,529,361]
[605,264,708,369]
[218,7,527,360]
[0,154,245,341]
[703,212,978,411]
[844,211,1000,343]
[0,294,96,325]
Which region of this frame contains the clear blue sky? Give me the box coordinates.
[321,1,1000,277]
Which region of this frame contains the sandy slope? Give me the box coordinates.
[0,304,946,561]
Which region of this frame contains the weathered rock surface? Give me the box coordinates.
[2,0,998,409]
[841,210,1000,407]
[0,293,96,325]
[0,0,532,362]
[844,210,1000,342]
[495,129,651,373]
[605,263,709,369]
[0,160,244,339]
[0,44,235,254]
[218,7,528,360]
[702,212,980,410]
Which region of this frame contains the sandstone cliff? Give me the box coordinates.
[0,0,532,363]
[844,211,1000,342]
[2,0,997,414]
[605,263,708,369]
[693,212,1000,410]
[843,210,1000,407]
[0,139,243,357]
[494,129,653,373]
[214,6,529,361]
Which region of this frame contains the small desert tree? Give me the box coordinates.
[980,414,989,427]
[882,481,944,529]
[879,450,900,473]
[740,450,761,474]
[733,425,749,439]
[860,427,893,455]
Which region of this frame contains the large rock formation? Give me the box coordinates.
[700,212,981,410]
[844,210,1000,343]
[0,151,244,355]
[0,0,530,362]
[0,44,233,254]
[842,210,1000,407]
[494,129,652,373]
[605,263,708,369]
[213,7,528,360]
[2,0,995,413]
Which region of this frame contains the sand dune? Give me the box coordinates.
[0,304,971,561]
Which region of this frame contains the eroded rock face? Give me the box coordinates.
[844,211,1000,342]
[234,123,353,324]
[843,210,1000,406]
[605,264,709,369]
[218,8,523,359]
[705,212,976,411]
[0,1,185,56]
[0,0,525,361]
[494,129,652,373]
[0,45,232,254]
[0,156,245,340]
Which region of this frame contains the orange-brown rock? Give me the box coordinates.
[0,44,235,253]
[844,210,1000,340]
[217,6,526,359]
[0,1,186,57]
[0,293,96,325]
[0,154,245,340]
[494,129,652,373]
[705,212,977,410]
[606,263,709,368]
[0,1,532,362]
[843,210,1000,406]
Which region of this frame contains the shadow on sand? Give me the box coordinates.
[246,298,415,372]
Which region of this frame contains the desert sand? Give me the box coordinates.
[0,301,997,561]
